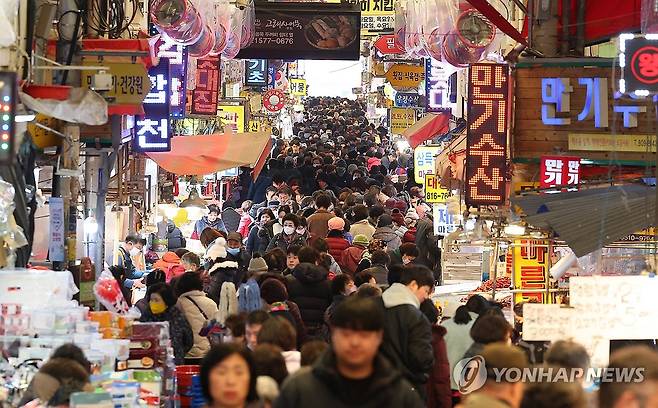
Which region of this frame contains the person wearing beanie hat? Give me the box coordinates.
[261,278,307,347]
[248,256,269,275]
[340,234,369,275]
[326,217,351,269]
[373,214,402,252]
[327,216,345,231]
[347,163,358,176]
[402,210,420,244]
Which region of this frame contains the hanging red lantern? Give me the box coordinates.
[442,9,495,68]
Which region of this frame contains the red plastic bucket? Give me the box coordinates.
[176,365,200,408]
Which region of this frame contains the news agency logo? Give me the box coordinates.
[454,355,487,394]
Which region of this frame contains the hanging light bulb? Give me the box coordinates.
[83,216,99,235]
[180,187,208,210]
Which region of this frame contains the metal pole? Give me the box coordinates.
[561,0,570,55]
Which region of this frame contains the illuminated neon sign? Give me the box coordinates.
[154,37,188,118]
[245,59,268,87]
[134,59,171,152]
[190,55,221,115]
[465,63,509,207]
[540,155,580,190]
[619,33,658,96]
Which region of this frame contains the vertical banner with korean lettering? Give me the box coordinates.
[414,145,441,184]
[49,197,65,262]
[191,55,221,115]
[245,59,268,87]
[154,37,188,117]
[218,105,246,133]
[134,59,171,152]
[433,203,458,236]
[465,63,509,207]
[513,239,552,304]
[289,78,308,96]
[425,58,454,112]
[540,156,581,189]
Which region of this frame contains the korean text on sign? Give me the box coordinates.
[465,63,509,207]
[135,59,171,152]
[191,55,220,115]
[513,239,551,304]
[424,174,451,203]
[414,145,440,184]
[540,156,580,189]
[245,59,268,87]
[155,37,187,117]
[433,204,457,236]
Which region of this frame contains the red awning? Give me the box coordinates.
[402,112,450,149]
[147,131,272,179]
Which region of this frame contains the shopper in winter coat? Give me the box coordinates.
[18,344,92,407]
[306,194,335,244]
[140,283,194,364]
[260,277,307,347]
[420,300,452,408]
[166,220,186,251]
[325,217,350,265]
[462,314,513,361]
[192,204,227,238]
[323,274,356,331]
[378,266,435,400]
[246,209,275,256]
[340,234,369,275]
[267,213,307,252]
[175,272,220,364]
[274,297,424,408]
[206,241,244,306]
[441,306,479,392]
[286,262,333,337]
[349,204,376,240]
[373,214,402,252]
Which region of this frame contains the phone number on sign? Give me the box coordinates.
[253,37,294,45]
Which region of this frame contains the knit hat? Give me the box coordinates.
[405,209,420,221]
[377,214,393,228]
[391,212,405,226]
[328,217,346,231]
[260,278,288,304]
[248,256,269,273]
[347,164,358,175]
[353,234,369,246]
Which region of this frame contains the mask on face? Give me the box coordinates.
[402,257,412,265]
[283,226,295,235]
[129,247,141,257]
[149,301,167,315]
[296,227,306,235]
[227,247,240,256]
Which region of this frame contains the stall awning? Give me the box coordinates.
[147,131,272,179]
[403,112,450,149]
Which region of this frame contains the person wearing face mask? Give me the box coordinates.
[266,214,307,253]
[323,274,356,336]
[246,209,275,256]
[226,232,251,273]
[388,243,420,268]
[139,283,193,365]
[115,234,145,289]
[193,204,227,239]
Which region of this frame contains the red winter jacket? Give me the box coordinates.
[403,228,417,244]
[340,245,366,276]
[325,236,350,266]
[427,325,452,408]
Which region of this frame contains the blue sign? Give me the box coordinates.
[246,59,268,87]
[395,92,420,107]
[134,59,171,152]
[154,37,188,118]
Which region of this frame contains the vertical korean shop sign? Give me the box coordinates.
[465,63,509,207]
[389,107,419,134]
[245,59,268,87]
[154,37,187,117]
[191,55,220,115]
[134,59,171,152]
[540,156,581,189]
[414,144,441,184]
[49,197,65,262]
[513,239,551,304]
[425,57,453,112]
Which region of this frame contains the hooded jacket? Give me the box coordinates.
[306,209,335,243]
[426,325,451,408]
[441,312,477,390]
[373,226,402,252]
[378,283,434,398]
[206,259,243,306]
[340,245,366,275]
[325,236,350,265]
[18,358,91,407]
[176,290,220,358]
[166,221,186,250]
[274,350,425,408]
[286,263,332,335]
[193,215,228,237]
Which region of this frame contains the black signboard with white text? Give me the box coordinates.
[245,59,268,87]
[237,2,361,61]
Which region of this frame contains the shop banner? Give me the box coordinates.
[425,58,454,112]
[540,155,581,189]
[413,144,441,184]
[385,64,424,89]
[245,59,269,87]
[425,174,451,203]
[620,35,658,95]
[82,62,150,106]
[134,59,171,152]
[359,0,395,37]
[568,133,656,152]
[389,107,420,135]
[374,34,403,54]
[154,36,187,118]
[289,78,308,96]
[190,55,221,116]
[394,92,420,108]
[49,197,65,262]
[465,63,509,207]
[237,2,361,61]
[218,105,246,133]
[432,203,458,235]
[513,239,551,305]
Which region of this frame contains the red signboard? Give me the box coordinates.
[374,35,403,54]
[190,55,220,115]
[465,63,509,207]
[263,89,285,112]
[540,155,580,189]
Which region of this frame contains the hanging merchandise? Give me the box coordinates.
[393,0,407,53]
[422,0,459,61]
[0,179,28,268]
[442,7,496,67]
[222,6,245,59]
[150,0,206,45]
[93,269,130,314]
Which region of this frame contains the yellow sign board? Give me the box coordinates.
[424,174,451,203]
[389,107,417,135]
[569,133,656,153]
[289,78,308,96]
[248,120,261,133]
[81,62,151,105]
[385,64,424,89]
[218,105,245,133]
[414,145,441,184]
[513,239,552,305]
[359,0,395,37]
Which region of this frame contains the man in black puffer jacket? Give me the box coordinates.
[286,262,332,337]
